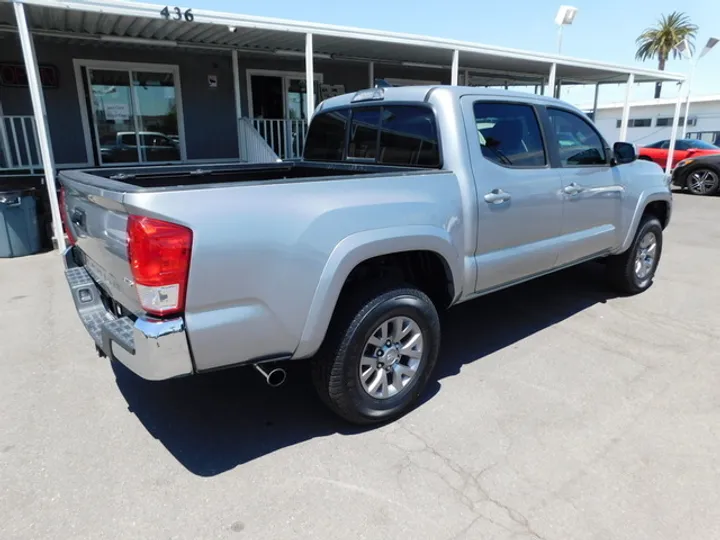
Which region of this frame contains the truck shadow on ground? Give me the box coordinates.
[113,262,616,476]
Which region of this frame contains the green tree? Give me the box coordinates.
[635,11,698,98]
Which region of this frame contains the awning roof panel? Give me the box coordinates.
[0,0,685,85]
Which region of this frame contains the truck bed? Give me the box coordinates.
[64,161,428,190]
[58,159,450,326]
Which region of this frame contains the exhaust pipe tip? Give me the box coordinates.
[253,364,287,388]
[266,368,287,388]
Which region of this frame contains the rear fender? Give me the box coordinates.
[293,226,462,359]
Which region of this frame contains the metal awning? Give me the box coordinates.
[0,0,685,86]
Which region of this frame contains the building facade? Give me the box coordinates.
[589,95,720,147]
[1,37,451,171]
[0,0,684,248]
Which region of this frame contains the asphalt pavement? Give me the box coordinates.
[2,192,720,540]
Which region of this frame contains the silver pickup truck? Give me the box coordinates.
[59,86,671,425]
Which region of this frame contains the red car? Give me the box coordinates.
[639,139,720,169]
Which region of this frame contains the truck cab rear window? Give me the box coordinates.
[304,105,440,168]
[303,109,349,161]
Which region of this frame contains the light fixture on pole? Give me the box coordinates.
[555,5,578,54]
[678,37,718,138]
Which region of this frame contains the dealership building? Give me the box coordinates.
[0,0,684,247]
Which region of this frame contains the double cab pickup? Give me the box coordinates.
[59,85,672,424]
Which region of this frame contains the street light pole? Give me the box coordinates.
[555,5,578,54]
[557,25,564,55]
[679,37,718,138]
[681,60,697,139]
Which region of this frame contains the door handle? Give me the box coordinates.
[484,189,511,204]
[563,182,585,195]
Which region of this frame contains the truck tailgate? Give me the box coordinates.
[60,176,142,315]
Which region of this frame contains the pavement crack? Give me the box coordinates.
[389,426,549,539]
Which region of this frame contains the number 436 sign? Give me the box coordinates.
[160,6,194,21]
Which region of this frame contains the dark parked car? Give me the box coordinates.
[671,154,720,196]
[99,131,180,163]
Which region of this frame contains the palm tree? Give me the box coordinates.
[635,12,698,98]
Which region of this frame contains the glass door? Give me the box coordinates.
[88,69,139,164]
[248,72,321,158]
[86,66,182,166]
[285,78,317,158]
[133,71,181,163]
[285,77,320,120]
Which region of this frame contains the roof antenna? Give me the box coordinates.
[374,79,393,88]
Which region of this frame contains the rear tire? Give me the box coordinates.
[606,216,663,295]
[311,285,440,425]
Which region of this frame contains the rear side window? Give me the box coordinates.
[304,105,441,167]
[303,109,349,161]
[473,102,546,167]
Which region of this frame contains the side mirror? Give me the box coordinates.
[613,141,637,165]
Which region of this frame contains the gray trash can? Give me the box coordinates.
[0,189,41,258]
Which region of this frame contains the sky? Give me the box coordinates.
[202,0,720,107]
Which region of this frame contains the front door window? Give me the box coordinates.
[87,66,182,166]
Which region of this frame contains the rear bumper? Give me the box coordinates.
[63,247,194,381]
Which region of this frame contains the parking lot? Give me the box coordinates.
[1,191,719,540]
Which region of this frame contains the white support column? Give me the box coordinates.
[618,73,634,142]
[547,63,556,97]
[451,50,459,86]
[305,33,315,120]
[591,82,600,120]
[681,64,696,138]
[231,49,244,161]
[368,61,374,88]
[665,89,684,175]
[14,2,65,251]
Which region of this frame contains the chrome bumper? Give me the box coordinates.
[63,247,194,381]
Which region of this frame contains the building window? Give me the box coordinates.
[616,118,652,128]
[656,117,697,127]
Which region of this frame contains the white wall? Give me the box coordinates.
[592,99,720,146]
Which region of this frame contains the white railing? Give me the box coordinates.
[0,116,41,173]
[251,119,308,160]
[238,118,280,163]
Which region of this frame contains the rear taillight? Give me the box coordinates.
[58,187,76,246]
[127,215,192,317]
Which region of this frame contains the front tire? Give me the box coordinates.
[607,216,663,295]
[312,285,440,425]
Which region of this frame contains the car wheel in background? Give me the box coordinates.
[686,168,720,196]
